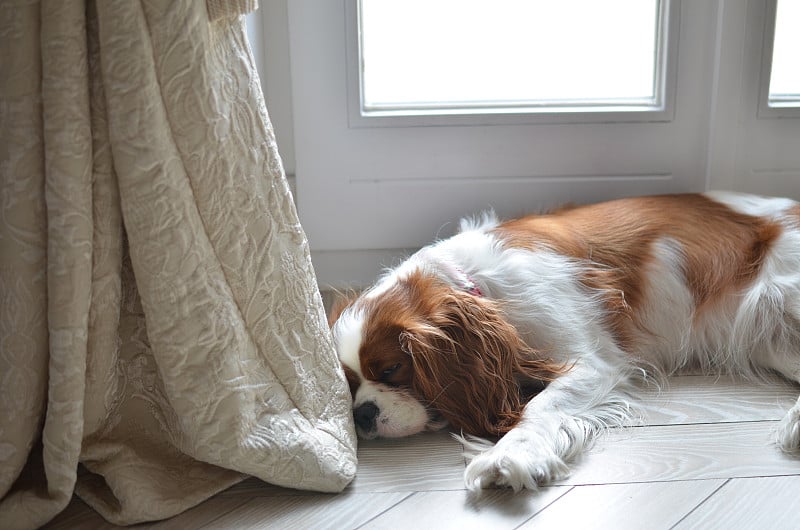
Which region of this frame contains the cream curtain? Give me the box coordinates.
[0,1,357,528]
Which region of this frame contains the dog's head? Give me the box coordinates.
[331,269,562,439]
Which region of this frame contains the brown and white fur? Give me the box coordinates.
[331,191,800,491]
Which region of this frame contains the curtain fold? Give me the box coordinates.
[0,1,357,528]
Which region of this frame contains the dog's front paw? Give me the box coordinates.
[777,403,800,453]
[463,432,569,492]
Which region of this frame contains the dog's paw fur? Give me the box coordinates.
[462,431,569,492]
[777,402,800,453]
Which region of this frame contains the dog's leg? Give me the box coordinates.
[777,396,800,453]
[777,292,800,452]
[752,226,800,453]
[754,299,800,453]
[772,355,800,453]
[463,356,640,492]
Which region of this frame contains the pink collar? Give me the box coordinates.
[417,250,484,298]
[455,268,483,297]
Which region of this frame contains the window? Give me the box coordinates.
[766,0,800,108]
[358,0,665,117]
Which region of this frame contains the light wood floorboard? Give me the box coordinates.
[361,487,570,530]
[520,480,726,530]
[562,421,800,485]
[43,374,800,529]
[674,476,800,530]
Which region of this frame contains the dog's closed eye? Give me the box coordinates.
[381,363,402,379]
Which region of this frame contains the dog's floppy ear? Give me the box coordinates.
[327,290,359,327]
[401,289,563,437]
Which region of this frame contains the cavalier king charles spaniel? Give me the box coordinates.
[330,191,800,491]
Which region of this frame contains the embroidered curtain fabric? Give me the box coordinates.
[0,1,357,528]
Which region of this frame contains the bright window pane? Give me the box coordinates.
[769,0,800,105]
[359,0,661,112]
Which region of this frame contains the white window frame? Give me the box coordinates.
[345,0,680,128]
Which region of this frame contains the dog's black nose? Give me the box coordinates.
[354,402,379,432]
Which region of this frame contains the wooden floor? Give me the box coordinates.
[46,374,800,530]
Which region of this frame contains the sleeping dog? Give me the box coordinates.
[330,192,800,491]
